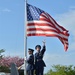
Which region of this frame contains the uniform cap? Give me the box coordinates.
[35,45,41,49]
[28,48,34,52]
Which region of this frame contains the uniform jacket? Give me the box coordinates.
[26,54,34,71]
[35,45,46,68]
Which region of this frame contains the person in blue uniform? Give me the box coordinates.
[26,48,34,75]
[35,41,46,75]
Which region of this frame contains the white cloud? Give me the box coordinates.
[0,8,11,13]
[2,8,11,12]
[44,53,75,64]
[44,7,75,73]
[55,9,75,51]
[44,52,75,73]
[70,6,75,10]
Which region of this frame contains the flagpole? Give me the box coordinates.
[24,0,27,75]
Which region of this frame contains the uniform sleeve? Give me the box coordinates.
[27,56,34,64]
[41,45,46,55]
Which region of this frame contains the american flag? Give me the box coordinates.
[27,4,69,51]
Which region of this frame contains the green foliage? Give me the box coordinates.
[0,66,10,73]
[18,70,24,75]
[45,65,75,75]
[0,49,5,59]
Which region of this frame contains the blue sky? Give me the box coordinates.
[0,0,75,73]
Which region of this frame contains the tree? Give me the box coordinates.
[45,65,75,75]
[0,56,24,72]
[0,56,24,67]
[0,49,5,59]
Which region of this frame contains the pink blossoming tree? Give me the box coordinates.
[0,56,24,72]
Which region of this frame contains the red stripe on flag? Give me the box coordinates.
[27,5,69,51]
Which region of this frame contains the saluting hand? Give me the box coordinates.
[42,40,46,46]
